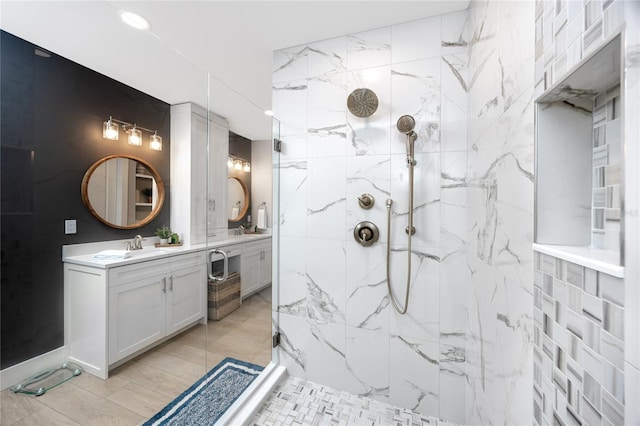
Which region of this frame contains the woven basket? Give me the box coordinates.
[207,271,241,320]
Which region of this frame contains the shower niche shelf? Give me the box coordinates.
[534,33,624,277]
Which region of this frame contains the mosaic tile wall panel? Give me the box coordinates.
[533,251,625,425]
[592,85,621,251]
[534,0,626,252]
[533,1,640,424]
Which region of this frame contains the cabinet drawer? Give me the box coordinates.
[109,252,204,287]
[242,239,271,253]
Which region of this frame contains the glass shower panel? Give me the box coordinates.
[271,117,281,366]
[0,1,211,422]
[205,72,278,373]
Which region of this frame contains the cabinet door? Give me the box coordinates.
[191,112,209,244]
[207,119,229,237]
[260,246,272,287]
[241,248,262,298]
[109,274,166,363]
[166,263,206,335]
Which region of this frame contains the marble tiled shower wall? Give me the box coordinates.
[534,0,640,425]
[533,252,625,425]
[272,0,640,425]
[272,10,470,424]
[464,1,536,424]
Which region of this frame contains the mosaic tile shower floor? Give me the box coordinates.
[252,376,458,426]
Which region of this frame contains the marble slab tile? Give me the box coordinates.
[442,10,469,55]
[392,15,441,63]
[306,238,346,325]
[391,58,441,154]
[389,335,440,415]
[347,27,391,71]
[306,321,346,390]
[308,36,347,78]
[345,240,390,332]
[307,73,347,159]
[345,326,390,403]
[306,156,346,241]
[273,45,308,83]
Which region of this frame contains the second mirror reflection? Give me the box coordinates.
[228,177,249,221]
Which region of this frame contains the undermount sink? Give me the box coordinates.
[129,248,171,258]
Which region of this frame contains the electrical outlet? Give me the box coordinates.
[65,219,77,234]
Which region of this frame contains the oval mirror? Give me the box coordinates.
[81,155,165,229]
[228,177,249,222]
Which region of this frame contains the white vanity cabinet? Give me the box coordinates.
[170,102,229,245]
[65,251,206,379]
[240,239,272,298]
[108,253,206,364]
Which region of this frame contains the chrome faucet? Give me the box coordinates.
[126,235,144,251]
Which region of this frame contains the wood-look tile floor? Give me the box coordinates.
[1,286,272,426]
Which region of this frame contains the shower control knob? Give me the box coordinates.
[360,228,373,241]
[358,193,375,209]
[354,221,379,247]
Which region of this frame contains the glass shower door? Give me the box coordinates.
[271,117,281,366]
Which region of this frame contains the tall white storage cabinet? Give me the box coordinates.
[171,103,229,244]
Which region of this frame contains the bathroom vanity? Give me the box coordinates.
[63,234,271,379]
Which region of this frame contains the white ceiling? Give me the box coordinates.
[0,1,469,140]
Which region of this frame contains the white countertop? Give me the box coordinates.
[63,233,271,269]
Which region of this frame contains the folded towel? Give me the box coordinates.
[257,207,267,229]
[93,250,132,259]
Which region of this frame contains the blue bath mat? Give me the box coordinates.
[144,357,264,425]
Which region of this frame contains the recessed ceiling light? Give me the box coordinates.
[264,110,273,116]
[119,10,150,30]
[34,48,51,58]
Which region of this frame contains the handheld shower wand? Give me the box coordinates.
[396,114,417,166]
[386,115,418,315]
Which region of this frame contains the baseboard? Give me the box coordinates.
[215,362,287,425]
[0,346,68,391]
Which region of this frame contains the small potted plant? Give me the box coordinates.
[155,225,172,245]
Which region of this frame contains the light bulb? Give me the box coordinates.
[234,159,242,170]
[149,132,162,151]
[103,118,119,140]
[228,157,234,168]
[128,126,142,146]
[243,162,251,172]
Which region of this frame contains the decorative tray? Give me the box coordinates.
[155,242,183,247]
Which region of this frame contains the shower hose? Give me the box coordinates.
[385,156,414,315]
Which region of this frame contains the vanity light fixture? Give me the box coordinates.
[103,116,119,140]
[228,155,251,173]
[102,117,163,151]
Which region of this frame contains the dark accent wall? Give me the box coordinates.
[228,132,252,229]
[0,31,171,369]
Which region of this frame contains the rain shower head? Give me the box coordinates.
[396,115,416,135]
